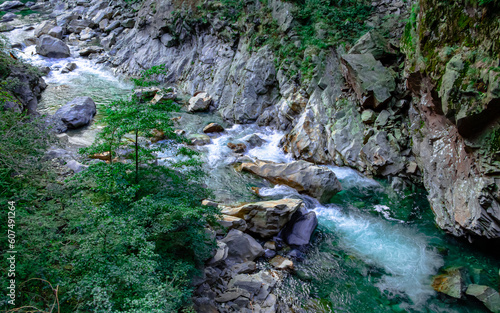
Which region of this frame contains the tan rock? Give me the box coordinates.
[269,255,294,270]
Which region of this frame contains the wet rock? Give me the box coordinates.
[61,62,77,74]
[264,249,277,259]
[53,96,96,133]
[188,92,212,112]
[203,123,224,133]
[466,284,500,313]
[0,18,15,25]
[78,46,104,56]
[220,229,264,264]
[188,134,211,146]
[221,199,303,238]
[341,53,395,109]
[227,142,246,153]
[36,35,70,58]
[244,134,265,148]
[280,207,318,246]
[269,255,294,270]
[0,1,24,11]
[241,160,342,203]
[431,267,466,299]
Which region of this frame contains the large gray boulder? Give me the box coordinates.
[241,160,342,203]
[0,1,24,11]
[53,96,96,133]
[341,53,395,109]
[220,229,264,264]
[36,35,70,58]
[349,30,396,60]
[466,284,500,313]
[221,199,303,238]
[188,92,212,112]
[34,20,56,38]
[280,207,318,246]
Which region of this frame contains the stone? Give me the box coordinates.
[99,18,109,30]
[121,18,135,28]
[202,199,218,207]
[65,160,87,173]
[244,134,265,148]
[100,33,117,49]
[67,19,91,34]
[36,35,70,58]
[227,142,247,153]
[188,134,211,146]
[203,123,224,133]
[160,33,176,47]
[24,37,37,46]
[431,267,465,299]
[208,241,228,265]
[0,1,24,11]
[48,26,63,40]
[220,229,264,264]
[79,27,96,41]
[466,284,500,313]
[241,160,342,203]
[104,20,120,33]
[150,89,176,104]
[34,21,56,38]
[361,109,376,124]
[228,271,278,298]
[61,62,77,74]
[218,215,247,232]
[188,92,212,112]
[3,101,21,113]
[221,199,303,238]
[349,30,396,60]
[264,249,277,259]
[341,53,396,109]
[0,21,15,29]
[230,261,257,275]
[91,7,113,26]
[264,241,276,250]
[79,46,104,57]
[280,208,318,246]
[269,255,294,270]
[133,87,160,99]
[374,110,391,127]
[53,96,96,133]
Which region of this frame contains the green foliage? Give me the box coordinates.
[1,76,219,311]
[131,64,168,87]
[486,128,500,153]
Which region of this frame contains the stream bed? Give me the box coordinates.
[5,14,500,313]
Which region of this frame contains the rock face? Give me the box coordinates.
[341,53,396,109]
[241,160,342,203]
[221,199,303,238]
[36,35,71,58]
[220,229,264,264]
[53,96,97,133]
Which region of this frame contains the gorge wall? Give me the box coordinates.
[49,0,500,240]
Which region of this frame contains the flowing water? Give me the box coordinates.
[5,15,500,313]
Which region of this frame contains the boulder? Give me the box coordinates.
[218,215,247,232]
[228,270,278,299]
[466,284,500,313]
[121,18,135,28]
[79,46,104,57]
[0,1,24,11]
[48,26,63,39]
[220,229,264,264]
[431,267,466,299]
[0,17,15,25]
[65,160,87,173]
[231,261,257,275]
[53,96,96,133]
[100,33,116,49]
[280,207,318,246]
[34,20,56,37]
[104,20,120,33]
[221,199,303,238]
[79,27,96,41]
[269,255,294,270]
[227,142,246,153]
[203,123,224,133]
[341,53,395,109]
[361,109,376,124]
[150,89,177,104]
[349,30,396,61]
[241,160,342,203]
[67,19,91,34]
[188,134,211,146]
[61,62,77,74]
[36,35,70,58]
[208,241,228,265]
[188,92,212,112]
[244,134,265,148]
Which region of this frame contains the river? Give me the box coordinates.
[5,13,500,313]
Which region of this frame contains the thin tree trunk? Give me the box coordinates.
[135,129,139,183]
